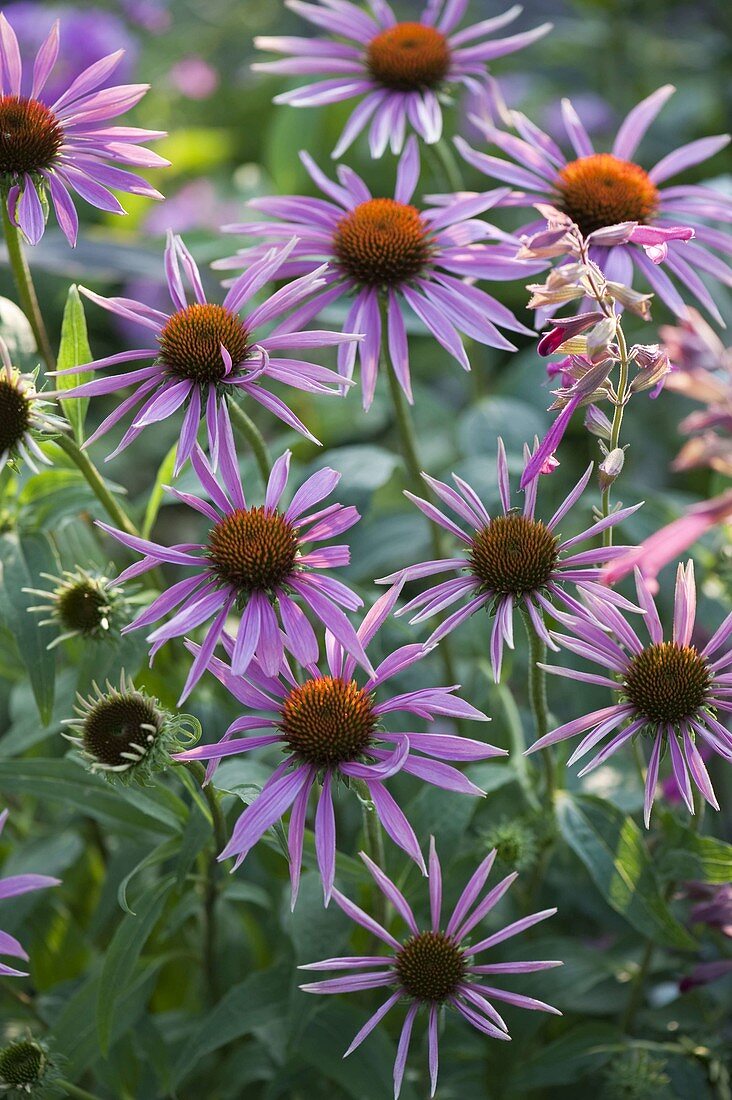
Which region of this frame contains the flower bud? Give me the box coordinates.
[598,447,625,491]
[586,316,617,363]
[584,404,613,440]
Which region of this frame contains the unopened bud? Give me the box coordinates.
[598,447,625,491]
[586,316,617,363]
[584,404,613,440]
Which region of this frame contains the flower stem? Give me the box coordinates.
[520,606,555,804]
[601,324,631,547]
[1,198,56,373]
[57,1081,104,1100]
[431,137,464,192]
[354,779,388,929]
[379,299,458,687]
[228,397,271,485]
[54,433,140,538]
[185,760,227,1004]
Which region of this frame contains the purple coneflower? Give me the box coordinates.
[528,562,732,826]
[0,809,59,977]
[218,137,536,409]
[379,438,641,680]
[97,413,368,701]
[300,839,560,1098]
[175,587,505,903]
[457,85,732,319]
[51,231,358,468]
[0,11,166,245]
[254,1,550,158]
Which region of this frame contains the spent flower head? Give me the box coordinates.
[0,1037,61,1097]
[299,839,561,1098]
[61,672,199,784]
[24,567,129,649]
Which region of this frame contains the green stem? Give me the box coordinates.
[185,760,227,1004]
[520,606,555,804]
[432,137,464,192]
[354,779,388,929]
[620,938,655,1034]
[55,433,140,538]
[601,325,631,547]
[1,197,56,373]
[378,299,458,688]
[228,398,271,485]
[692,784,706,834]
[57,1081,104,1100]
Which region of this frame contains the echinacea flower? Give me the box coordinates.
[254,1,551,158]
[175,587,505,903]
[98,413,368,701]
[457,85,732,319]
[379,438,641,680]
[0,809,59,977]
[528,562,732,826]
[218,137,536,409]
[51,232,358,468]
[61,672,199,782]
[24,567,128,648]
[0,11,166,245]
[0,338,65,473]
[0,1037,58,1096]
[299,839,561,1098]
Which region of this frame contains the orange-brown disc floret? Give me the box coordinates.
[366,22,451,91]
[280,676,377,768]
[395,931,467,1002]
[158,303,250,384]
[333,198,432,287]
[207,507,300,594]
[0,95,63,176]
[557,153,659,237]
[469,514,560,597]
[623,642,711,724]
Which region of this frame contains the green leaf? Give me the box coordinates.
[511,1022,622,1090]
[142,441,178,537]
[97,874,175,1054]
[0,758,181,838]
[172,964,291,1085]
[56,285,93,443]
[556,792,697,951]
[0,530,58,722]
[657,812,732,885]
[0,295,37,369]
[117,838,180,915]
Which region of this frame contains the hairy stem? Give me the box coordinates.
[228,397,271,485]
[379,299,459,687]
[55,433,140,538]
[520,606,555,804]
[1,199,56,373]
[601,324,631,547]
[185,760,227,1004]
[57,1081,104,1100]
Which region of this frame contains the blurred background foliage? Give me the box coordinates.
[0,1,731,1097]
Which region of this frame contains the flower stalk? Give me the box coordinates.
[227,396,272,484]
[1,197,56,373]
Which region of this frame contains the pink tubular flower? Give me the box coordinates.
[528,562,732,827]
[602,490,732,592]
[253,1,551,158]
[97,412,369,702]
[217,137,537,410]
[175,590,506,904]
[0,11,167,245]
[50,232,358,468]
[379,438,641,681]
[299,839,561,1098]
[457,85,732,320]
[0,809,59,977]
